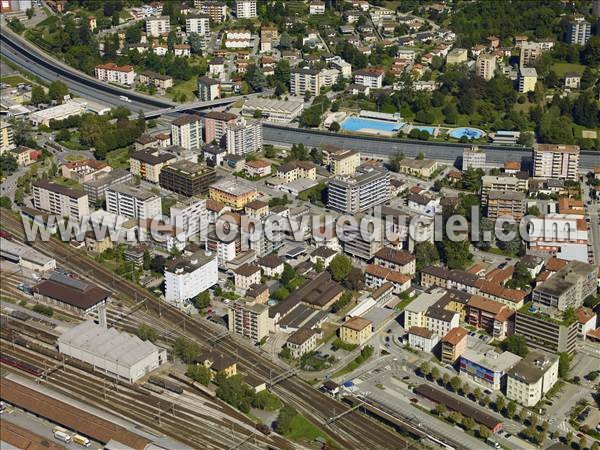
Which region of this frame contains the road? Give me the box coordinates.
[8,27,600,170]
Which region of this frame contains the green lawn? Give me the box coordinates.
[53,177,83,191]
[105,147,130,169]
[64,153,86,162]
[170,77,198,102]
[1,75,30,87]
[285,414,326,442]
[551,62,586,76]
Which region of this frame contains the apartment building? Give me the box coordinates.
[198,1,227,23]
[130,148,176,183]
[404,288,447,329]
[364,264,411,293]
[420,266,480,294]
[198,76,221,101]
[476,53,496,80]
[446,48,468,65]
[235,0,257,18]
[226,119,263,154]
[146,16,170,37]
[426,305,460,338]
[373,247,416,276]
[83,169,132,205]
[532,260,597,310]
[481,174,529,202]
[567,17,591,45]
[467,295,513,340]
[170,197,207,240]
[209,179,258,210]
[285,328,319,358]
[203,111,237,146]
[340,316,373,345]
[515,307,578,354]
[233,264,261,290]
[159,160,216,197]
[61,159,111,184]
[290,68,321,96]
[32,180,89,221]
[518,67,538,93]
[520,42,542,67]
[0,120,15,155]
[324,148,361,175]
[228,299,269,342]
[353,68,384,88]
[328,165,390,213]
[440,327,468,364]
[164,251,218,307]
[106,184,161,220]
[533,143,580,181]
[276,160,317,183]
[408,327,439,352]
[506,350,559,407]
[462,146,486,170]
[185,14,210,46]
[171,114,202,150]
[460,348,521,391]
[138,71,174,91]
[486,190,526,221]
[94,63,135,85]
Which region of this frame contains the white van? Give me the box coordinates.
[53,430,72,443]
[73,434,91,447]
[119,95,132,103]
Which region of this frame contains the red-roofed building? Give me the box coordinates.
[576,306,597,340]
[467,295,514,340]
[95,63,135,85]
[441,327,468,364]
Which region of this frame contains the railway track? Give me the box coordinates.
[0,339,290,450]
[1,213,423,450]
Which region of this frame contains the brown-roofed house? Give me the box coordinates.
[373,247,416,276]
[194,350,237,379]
[340,316,373,345]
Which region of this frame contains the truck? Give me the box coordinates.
[119,95,132,103]
[53,430,72,443]
[486,438,500,449]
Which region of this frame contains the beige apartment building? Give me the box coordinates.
[506,350,558,407]
[228,298,269,342]
[340,316,373,345]
[533,143,580,180]
[325,149,361,175]
[130,148,176,183]
[476,54,496,80]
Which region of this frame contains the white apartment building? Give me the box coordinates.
[290,68,321,96]
[309,1,326,14]
[286,328,318,358]
[476,53,496,80]
[185,14,210,39]
[403,289,447,329]
[95,63,136,86]
[462,146,486,170]
[235,0,257,18]
[170,197,208,240]
[0,120,15,155]
[518,67,538,93]
[533,143,580,180]
[146,16,170,37]
[226,119,263,154]
[425,307,460,337]
[32,180,90,221]
[319,68,340,87]
[171,114,202,150]
[568,17,591,45]
[198,76,221,101]
[408,327,440,353]
[164,251,218,307]
[207,231,238,267]
[330,57,352,78]
[353,68,384,88]
[328,166,390,213]
[106,184,161,220]
[228,299,269,342]
[506,351,559,407]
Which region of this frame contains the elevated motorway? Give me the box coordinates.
[2,28,598,170]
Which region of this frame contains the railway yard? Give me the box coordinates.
[0,211,425,450]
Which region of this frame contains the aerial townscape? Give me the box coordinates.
[1,0,600,449]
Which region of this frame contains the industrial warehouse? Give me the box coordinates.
[57,321,166,383]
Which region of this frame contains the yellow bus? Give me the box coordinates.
[73,434,91,447]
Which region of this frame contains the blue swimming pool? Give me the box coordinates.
[449,127,485,139]
[341,117,404,133]
[411,125,436,135]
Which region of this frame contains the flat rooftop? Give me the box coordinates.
[210,178,256,196]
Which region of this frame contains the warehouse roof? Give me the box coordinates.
[33,273,111,310]
[58,320,159,367]
[0,378,151,449]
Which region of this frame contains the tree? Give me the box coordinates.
[582,36,600,66]
[216,374,256,413]
[48,81,69,103]
[275,405,297,434]
[0,196,12,209]
[558,352,570,378]
[149,255,165,273]
[506,400,517,419]
[26,7,34,19]
[389,152,404,172]
[143,249,151,270]
[328,254,353,282]
[280,263,296,285]
[33,304,53,317]
[462,417,475,431]
[449,376,461,392]
[578,436,587,450]
[136,324,158,342]
[329,121,340,132]
[272,287,290,301]
[188,32,204,54]
[430,366,440,382]
[501,335,529,357]
[518,408,528,423]
[172,337,199,363]
[245,64,268,92]
[0,154,18,176]
[434,404,446,416]
[187,364,211,385]
[473,387,482,402]
[194,291,211,310]
[517,131,534,147]
[314,259,324,273]
[479,425,491,439]
[495,395,505,413]
[415,241,440,271]
[419,361,431,377]
[31,85,46,105]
